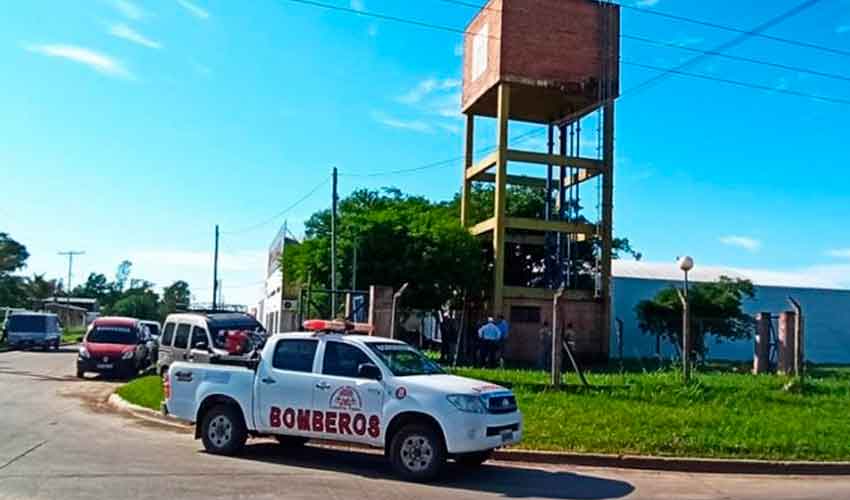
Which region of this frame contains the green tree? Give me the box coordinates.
[23,274,60,302]
[284,188,484,311]
[0,233,29,307]
[635,276,756,358]
[160,280,191,319]
[72,273,110,299]
[107,280,160,320]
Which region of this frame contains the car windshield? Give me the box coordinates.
[366,343,444,377]
[146,324,160,337]
[7,315,47,332]
[87,326,137,345]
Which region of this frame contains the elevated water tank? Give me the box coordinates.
[462,0,620,123]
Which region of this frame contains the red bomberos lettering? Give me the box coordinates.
[269,406,380,437]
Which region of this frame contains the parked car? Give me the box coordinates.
[157,312,266,377]
[77,317,153,378]
[3,312,62,350]
[164,319,522,482]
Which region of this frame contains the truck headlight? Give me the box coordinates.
[122,351,135,360]
[79,347,90,358]
[447,394,486,414]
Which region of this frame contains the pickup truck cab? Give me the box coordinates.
[165,322,522,481]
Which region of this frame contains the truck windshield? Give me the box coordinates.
[366,343,444,377]
[87,326,138,345]
[7,315,47,332]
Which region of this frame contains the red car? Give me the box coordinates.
[77,317,153,378]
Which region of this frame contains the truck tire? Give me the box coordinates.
[201,404,247,456]
[388,423,446,482]
[455,450,492,467]
[275,435,309,447]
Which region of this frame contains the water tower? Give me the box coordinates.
[459,0,619,362]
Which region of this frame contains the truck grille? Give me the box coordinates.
[485,394,517,414]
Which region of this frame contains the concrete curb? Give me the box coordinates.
[106,393,850,475]
[106,393,190,431]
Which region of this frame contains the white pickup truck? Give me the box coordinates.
[164,324,522,481]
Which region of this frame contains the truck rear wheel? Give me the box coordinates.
[201,404,247,456]
[388,423,446,482]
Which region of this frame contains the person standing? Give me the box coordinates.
[538,321,552,370]
[477,317,501,368]
[495,314,509,366]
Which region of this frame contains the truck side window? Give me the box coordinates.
[174,324,191,349]
[272,339,318,373]
[322,342,373,378]
[161,323,175,346]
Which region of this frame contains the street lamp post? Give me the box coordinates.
[677,256,694,383]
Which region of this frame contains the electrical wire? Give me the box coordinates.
[222,176,330,235]
[433,0,850,59]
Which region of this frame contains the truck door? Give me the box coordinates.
[312,341,385,445]
[255,338,319,437]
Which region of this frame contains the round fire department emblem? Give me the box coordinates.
[329,386,362,411]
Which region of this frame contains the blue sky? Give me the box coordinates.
[3,0,850,305]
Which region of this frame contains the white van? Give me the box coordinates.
[4,312,62,350]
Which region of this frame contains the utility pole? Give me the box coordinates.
[58,251,85,300]
[330,167,338,317]
[212,224,220,310]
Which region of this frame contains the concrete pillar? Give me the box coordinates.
[369,286,394,338]
[777,311,797,374]
[753,312,771,374]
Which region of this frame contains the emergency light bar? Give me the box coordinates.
[303,319,374,335]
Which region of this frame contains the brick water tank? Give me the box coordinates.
[462,0,620,123]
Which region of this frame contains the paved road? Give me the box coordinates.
[1,349,848,500]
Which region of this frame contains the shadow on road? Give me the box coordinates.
[220,442,634,499]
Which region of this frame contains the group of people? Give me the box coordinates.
[476,315,577,370]
[476,315,510,367]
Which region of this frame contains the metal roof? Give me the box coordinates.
[612,260,849,291]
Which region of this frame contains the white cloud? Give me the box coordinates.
[108,23,162,49]
[350,0,365,12]
[719,235,761,252]
[24,44,133,79]
[438,123,461,135]
[177,0,209,19]
[397,77,460,105]
[838,25,850,34]
[635,0,659,6]
[111,0,145,20]
[826,248,850,259]
[371,111,433,133]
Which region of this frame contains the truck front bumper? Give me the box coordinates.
[443,410,523,454]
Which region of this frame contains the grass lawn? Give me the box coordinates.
[453,364,850,461]
[117,375,163,411]
[116,363,850,461]
[62,327,86,344]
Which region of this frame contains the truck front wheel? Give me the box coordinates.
[388,423,446,482]
[201,404,247,456]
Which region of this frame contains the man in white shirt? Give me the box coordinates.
[477,318,501,367]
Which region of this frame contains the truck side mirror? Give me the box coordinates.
[358,363,382,381]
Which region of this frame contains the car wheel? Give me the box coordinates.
[201,404,247,456]
[455,450,492,467]
[275,435,309,447]
[76,367,85,378]
[389,423,446,482]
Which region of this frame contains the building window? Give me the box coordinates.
[510,306,541,324]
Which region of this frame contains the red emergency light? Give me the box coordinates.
[303,319,374,335]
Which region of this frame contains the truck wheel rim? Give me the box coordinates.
[400,435,433,472]
[209,415,233,448]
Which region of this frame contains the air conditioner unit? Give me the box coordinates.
[282,299,298,312]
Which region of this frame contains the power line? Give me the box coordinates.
[280,0,507,39]
[622,59,850,106]
[222,176,330,235]
[623,33,850,84]
[434,0,850,59]
[622,0,824,98]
